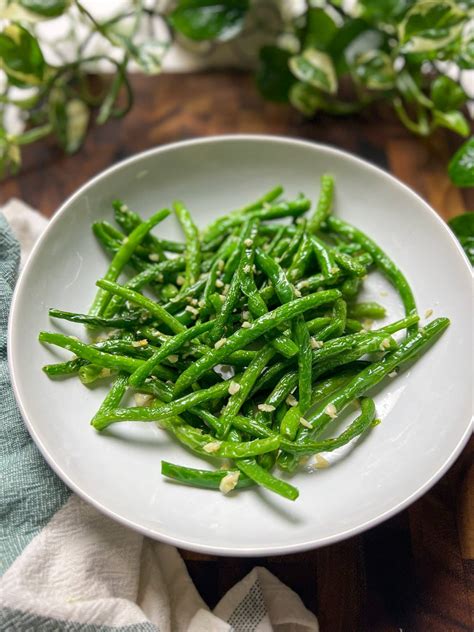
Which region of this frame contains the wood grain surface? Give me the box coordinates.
[2,71,472,632]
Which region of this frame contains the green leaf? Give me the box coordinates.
[18,0,70,17]
[353,50,395,90]
[289,82,322,117]
[358,0,415,24]
[448,212,474,264]
[396,70,433,108]
[430,75,467,111]
[326,19,376,74]
[448,137,474,187]
[0,129,21,177]
[168,0,249,41]
[0,23,45,86]
[457,31,474,69]
[114,38,164,74]
[49,90,89,154]
[289,49,337,95]
[399,0,466,53]
[304,8,337,50]
[433,110,470,137]
[256,46,295,102]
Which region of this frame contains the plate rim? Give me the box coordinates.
[7,134,473,556]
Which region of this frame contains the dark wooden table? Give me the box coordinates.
[3,72,473,632]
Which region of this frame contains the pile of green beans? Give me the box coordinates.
[39,177,449,501]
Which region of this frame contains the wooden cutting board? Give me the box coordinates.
[3,71,472,632]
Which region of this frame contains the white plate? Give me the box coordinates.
[8,136,473,556]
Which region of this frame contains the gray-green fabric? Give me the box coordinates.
[0,215,70,575]
[0,609,159,632]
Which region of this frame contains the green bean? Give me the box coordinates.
[162,277,208,315]
[236,458,299,501]
[206,198,311,245]
[174,290,341,395]
[48,308,148,330]
[42,357,87,377]
[340,277,361,299]
[78,364,112,384]
[272,236,292,259]
[309,234,339,279]
[113,200,166,260]
[203,258,221,312]
[238,240,297,358]
[306,316,332,334]
[297,270,343,293]
[93,379,234,430]
[298,317,449,440]
[255,247,294,304]
[278,220,306,266]
[161,461,255,490]
[160,284,179,300]
[294,316,312,412]
[332,298,347,336]
[266,225,287,255]
[91,373,129,427]
[170,425,281,458]
[89,209,170,317]
[209,265,242,344]
[128,321,213,387]
[39,331,174,381]
[96,279,185,334]
[378,314,419,334]
[219,345,276,438]
[287,234,314,282]
[174,201,201,288]
[349,302,387,320]
[92,222,152,276]
[222,220,255,283]
[112,200,185,254]
[98,221,152,261]
[252,331,397,398]
[334,250,366,277]
[202,185,284,242]
[308,174,334,233]
[230,403,374,457]
[345,318,363,332]
[326,216,418,333]
[281,396,376,455]
[103,257,186,318]
[279,374,356,440]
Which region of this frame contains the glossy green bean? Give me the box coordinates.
[113,200,166,260]
[96,279,185,334]
[89,209,170,317]
[308,174,334,233]
[173,290,341,395]
[326,216,418,333]
[309,234,339,279]
[174,201,201,288]
[202,186,284,243]
[298,317,449,440]
[103,257,186,318]
[42,357,87,377]
[236,458,299,501]
[348,302,387,320]
[219,345,276,438]
[91,373,129,427]
[161,461,255,490]
[128,321,214,387]
[48,308,147,330]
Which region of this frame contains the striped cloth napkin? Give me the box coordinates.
[0,200,319,632]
